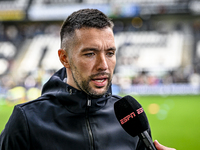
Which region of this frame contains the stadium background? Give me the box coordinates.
[0,0,200,149]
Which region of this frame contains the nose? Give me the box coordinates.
[96,53,108,71]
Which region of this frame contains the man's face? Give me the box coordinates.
[67,27,116,97]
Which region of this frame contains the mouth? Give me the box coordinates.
[93,79,106,83]
[91,76,108,87]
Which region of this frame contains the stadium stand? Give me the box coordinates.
[17,34,62,76]
[115,31,184,76]
[0,0,199,97]
[0,0,28,9]
[0,41,16,75]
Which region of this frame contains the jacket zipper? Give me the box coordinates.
[86,97,95,150]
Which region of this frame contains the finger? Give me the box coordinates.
[154,140,176,150]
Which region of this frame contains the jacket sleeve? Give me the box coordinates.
[0,105,30,150]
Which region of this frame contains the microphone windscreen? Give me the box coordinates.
[114,95,149,137]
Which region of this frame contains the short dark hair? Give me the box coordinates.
[60,9,114,51]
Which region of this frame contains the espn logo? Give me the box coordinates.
[120,108,144,125]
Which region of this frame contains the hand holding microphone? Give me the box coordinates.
[114,95,176,150]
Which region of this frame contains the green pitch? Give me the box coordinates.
[134,94,200,150]
[0,94,200,150]
[0,103,14,132]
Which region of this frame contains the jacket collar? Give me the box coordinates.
[41,67,112,114]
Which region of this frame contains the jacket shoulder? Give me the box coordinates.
[18,95,53,107]
[0,105,30,149]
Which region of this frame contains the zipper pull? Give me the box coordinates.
[87,98,91,107]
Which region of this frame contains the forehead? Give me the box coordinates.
[74,27,115,47]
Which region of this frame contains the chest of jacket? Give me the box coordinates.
[25,97,139,150]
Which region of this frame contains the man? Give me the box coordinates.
[0,9,175,150]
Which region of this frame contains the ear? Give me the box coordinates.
[58,49,70,68]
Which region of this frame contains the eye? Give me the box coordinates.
[107,51,115,57]
[84,53,95,57]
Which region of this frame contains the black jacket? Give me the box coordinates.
[0,67,149,150]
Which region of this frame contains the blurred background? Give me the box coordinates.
[0,0,200,149]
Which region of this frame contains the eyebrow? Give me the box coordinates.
[81,47,116,53]
[107,47,116,51]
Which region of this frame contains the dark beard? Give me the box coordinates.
[72,72,112,98]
